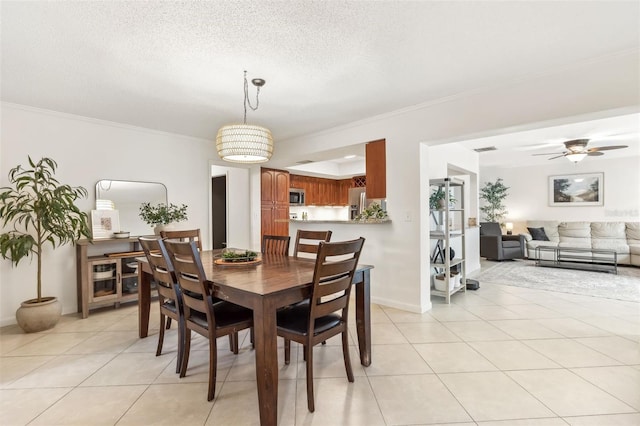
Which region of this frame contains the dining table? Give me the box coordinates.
[137,250,373,426]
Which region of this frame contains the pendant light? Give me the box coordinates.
[216,70,273,163]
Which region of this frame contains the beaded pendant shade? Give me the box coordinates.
[216,71,273,163]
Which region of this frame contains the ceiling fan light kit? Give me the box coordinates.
[216,71,273,163]
[533,138,628,163]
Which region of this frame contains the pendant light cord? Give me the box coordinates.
[243,70,261,124]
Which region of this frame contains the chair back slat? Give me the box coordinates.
[262,235,291,255]
[307,237,365,335]
[161,229,203,251]
[139,237,178,301]
[164,240,215,329]
[293,230,332,259]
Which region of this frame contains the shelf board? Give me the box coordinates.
[431,258,464,268]
[431,284,466,297]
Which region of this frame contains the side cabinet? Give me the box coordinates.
[77,238,147,318]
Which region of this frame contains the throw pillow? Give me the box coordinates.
[527,227,550,241]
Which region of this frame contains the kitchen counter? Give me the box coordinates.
[288,219,391,224]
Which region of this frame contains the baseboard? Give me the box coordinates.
[371,296,430,313]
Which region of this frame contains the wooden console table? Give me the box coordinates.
[535,246,618,274]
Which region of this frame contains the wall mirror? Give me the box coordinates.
[95,180,167,237]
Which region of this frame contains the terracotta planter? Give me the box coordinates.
[15,296,62,333]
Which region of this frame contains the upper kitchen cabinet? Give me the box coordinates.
[366,139,386,199]
[261,168,290,205]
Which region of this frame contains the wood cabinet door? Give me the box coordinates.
[261,204,274,237]
[274,170,290,205]
[261,168,276,204]
[338,179,351,205]
[273,205,290,236]
[366,139,386,199]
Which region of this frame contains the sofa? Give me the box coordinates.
[523,221,640,266]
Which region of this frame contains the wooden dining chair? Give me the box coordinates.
[160,228,202,251]
[164,240,254,401]
[277,237,365,412]
[138,236,184,374]
[261,234,291,255]
[293,229,332,259]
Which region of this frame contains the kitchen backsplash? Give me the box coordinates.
[290,206,349,221]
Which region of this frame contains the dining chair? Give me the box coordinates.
[277,237,365,412]
[160,228,202,251]
[261,234,291,255]
[138,236,184,374]
[293,229,332,259]
[164,240,254,401]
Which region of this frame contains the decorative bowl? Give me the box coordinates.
[113,231,130,239]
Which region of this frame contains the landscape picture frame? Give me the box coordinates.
[549,172,603,207]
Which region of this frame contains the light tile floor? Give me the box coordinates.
[1,262,639,425]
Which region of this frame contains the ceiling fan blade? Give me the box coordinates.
[587,151,604,156]
[588,145,629,152]
[532,152,563,156]
[548,154,566,160]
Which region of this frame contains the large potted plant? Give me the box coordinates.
[139,202,188,234]
[0,157,91,333]
[479,178,509,224]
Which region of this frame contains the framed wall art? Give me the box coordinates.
[548,173,603,207]
[91,209,121,239]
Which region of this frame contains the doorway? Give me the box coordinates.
[211,175,227,249]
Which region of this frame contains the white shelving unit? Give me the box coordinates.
[429,177,466,303]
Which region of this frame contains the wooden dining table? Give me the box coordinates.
[137,251,373,426]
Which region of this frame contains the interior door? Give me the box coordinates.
[211,175,227,249]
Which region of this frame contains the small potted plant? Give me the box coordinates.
[0,157,91,333]
[355,203,389,222]
[429,187,456,210]
[139,202,188,234]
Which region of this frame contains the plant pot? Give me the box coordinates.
[153,223,178,235]
[15,297,62,333]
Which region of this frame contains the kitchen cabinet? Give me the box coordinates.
[261,168,290,238]
[76,238,147,318]
[290,174,351,206]
[338,179,352,205]
[366,139,386,199]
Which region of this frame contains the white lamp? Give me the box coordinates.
[216,71,273,163]
[505,222,513,235]
[565,152,587,163]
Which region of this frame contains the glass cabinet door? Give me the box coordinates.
[89,259,118,302]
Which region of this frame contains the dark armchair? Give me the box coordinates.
[479,222,525,260]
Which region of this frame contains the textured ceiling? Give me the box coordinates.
[2,0,639,149]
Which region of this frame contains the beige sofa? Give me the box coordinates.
[523,221,640,266]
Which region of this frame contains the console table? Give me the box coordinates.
[535,246,618,274]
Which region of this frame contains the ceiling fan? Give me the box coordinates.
[532,139,628,163]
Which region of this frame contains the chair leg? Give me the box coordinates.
[175,316,185,374]
[306,344,315,412]
[303,345,307,362]
[156,313,165,357]
[250,327,255,349]
[180,329,192,378]
[166,317,172,329]
[284,339,291,365]
[207,334,218,401]
[342,330,354,382]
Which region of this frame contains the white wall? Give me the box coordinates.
[481,156,640,228]
[0,104,221,325]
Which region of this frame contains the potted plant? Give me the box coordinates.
[0,157,91,333]
[429,187,456,210]
[479,178,509,224]
[355,202,388,222]
[139,202,188,234]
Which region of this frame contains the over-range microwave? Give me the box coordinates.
[289,188,305,206]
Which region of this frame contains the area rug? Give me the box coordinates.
[473,260,640,302]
